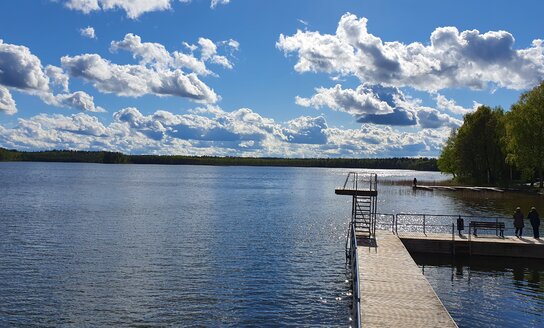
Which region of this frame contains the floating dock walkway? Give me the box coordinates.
[337,172,458,327]
[357,231,457,327]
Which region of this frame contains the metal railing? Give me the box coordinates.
[375,213,395,232]
[393,213,510,237]
[340,172,377,328]
[347,221,361,328]
[341,171,378,192]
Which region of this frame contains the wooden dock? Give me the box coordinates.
[357,231,457,327]
[413,185,504,192]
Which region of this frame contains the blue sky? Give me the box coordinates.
[0,0,543,157]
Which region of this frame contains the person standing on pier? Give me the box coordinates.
[528,207,540,239]
[513,207,524,238]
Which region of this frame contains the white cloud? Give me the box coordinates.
[209,55,233,69]
[111,33,172,68]
[61,33,240,103]
[198,37,217,61]
[172,52,210,76]
[297,83,462,129]
[65,0,100,14]
[0,39,50,92]
[435,94,478,115]
[80,26,96,39]
[197,37,234,68]
[0,86,17,115]
[211,0,230,9]
[0,106,450,157]
[111,33,237,73]
[284,116,328,144]
[278,13,544,91]
[296,84,394,117]
[49,91,106,112]
[111,33,220,76]
[183,41,198,52]
[61,53,219,103]
[63,0,231,18]
[0,39,104,113]
[224,39,240,51]
[65,0,171,19]
[45,65,70,92]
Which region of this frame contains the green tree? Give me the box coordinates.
[506,82,544,188]
[442,105,508,184]
[437,129,459,178]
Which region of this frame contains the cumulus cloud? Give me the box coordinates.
[0,106,450,157]
[0,39,104,114]
[277,13,544,91]
[65,0,171,19]
[298,83,461,129]
[113,106,285,145]
[80,26,96,39]
[63,0,231,18]
[110,33,172,68]
[61,34,240,103]
[198,37,234,69]
[110,34,237,73]
[0,40,50,92]
[0,86,17,115]
[284,116,328,144]
[49,91,106,112]
[45,65,70,92]
[61,54,218,103]
[296,84,394,117]
[435,94,478,115]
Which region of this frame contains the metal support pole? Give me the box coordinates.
[423,214,426,235]
[452,223,455,256]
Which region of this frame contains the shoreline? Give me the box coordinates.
[0,147,438,171]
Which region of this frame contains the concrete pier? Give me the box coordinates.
[357,231,457,327]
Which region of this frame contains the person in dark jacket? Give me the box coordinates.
[513,207,524,238]
[528,207,540,239]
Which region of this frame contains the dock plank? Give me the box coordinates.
[357,231,457,327]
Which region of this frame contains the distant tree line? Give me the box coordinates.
[438,81,544,187]
[0,148,438,171]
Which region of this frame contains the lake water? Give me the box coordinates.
[412,254,544,327]
[0,162,543,327]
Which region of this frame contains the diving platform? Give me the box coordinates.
[334,188,377,196]
[357,231,457,327]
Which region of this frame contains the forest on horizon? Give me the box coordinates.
[0,147,438,171]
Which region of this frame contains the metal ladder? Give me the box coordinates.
[353,195,373,238]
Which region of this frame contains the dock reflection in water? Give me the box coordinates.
[412,253,544,328]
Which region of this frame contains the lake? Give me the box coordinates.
[0,162,543,327]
